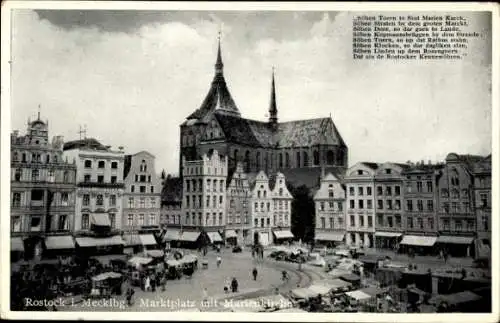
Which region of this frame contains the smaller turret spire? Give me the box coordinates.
[37,104,41,120]
[269,67,278,124]
[215,30,223,75]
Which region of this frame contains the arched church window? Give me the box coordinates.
[234,149,239,163]
[296,152,301,168]
[313,150,320,166]
[245,151,251,172]
[279,153,283,168]
[256,152,261,170]
[327,150,335,165]
[337,150,344,165]
[285,153,290,168]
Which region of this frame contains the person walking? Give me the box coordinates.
[231,277,239,293]
[216,255,222,268]
[252,268,258,281]
[144,275,151,292]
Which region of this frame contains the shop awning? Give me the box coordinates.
[206,231,223,243]
[179,231,200,242]
[128,256,153,267]
[164,229,181,241]
[375,232,402,238]
[11,237,24,252]
[315,231,345,242]
[273,230,294,239]
[45,236,75,250]
[75,235,124,247]
[436,236,474,245]
[91,214,110,227]
[123,234,142,246]
[400,235,437,247]
[140,234,157,246]
[291,287,318,299]
[307,284,332,295]
[225,230,237,239]
[345,290,372,301]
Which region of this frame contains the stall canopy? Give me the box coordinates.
[328,269,352,278]
[166,259,181,267]
[11,237,24,252]
[308,284,334,295]
[206,232,223,243]
[290,287,318,299]
[179,231,200,242]
[225,230,237,239]
[315,232,345,242]
[75,235,124,247]
[128,256,153,266]
[146,250,164,258]
[400,235,437,247]
[45,236,75,250]
[164,230,181,241]
[273,230,294,239]
[92,272,122,281]
[375,232,402,238]
[181,254,198,263]
[345,290,372,301]
[91,214,111,227]
[360,286,389,298]
[436,236,474,245]
[320,279,352,291]
[140,234,157,246]
[340,273,361,283]
[123,234,142,246]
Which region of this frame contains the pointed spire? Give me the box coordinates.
[269,67,278,124]
[215,30,223,75]
[37,104,41,120]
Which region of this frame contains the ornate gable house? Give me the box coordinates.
[179,39,348,182]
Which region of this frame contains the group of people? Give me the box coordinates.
[140,271,167,293]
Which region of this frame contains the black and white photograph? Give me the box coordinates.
[1,1,498,321]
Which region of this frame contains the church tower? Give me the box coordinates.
[268,68,278,125]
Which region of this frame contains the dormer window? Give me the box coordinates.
[357,170,363,175]
[385,169,392,174]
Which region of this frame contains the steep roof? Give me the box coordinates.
[214,114,346,148]
[161,176,183,203]
[281,166,346,190]
[472,154,492,174]
[360,162,379,170]
[63,138,109,151]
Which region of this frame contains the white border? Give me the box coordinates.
[1,1,499,322]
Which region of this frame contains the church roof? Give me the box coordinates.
[214,114,346,148]
[281,166,346,190]
[161,176,183,203]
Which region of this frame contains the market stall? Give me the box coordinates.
[88,272,123,298]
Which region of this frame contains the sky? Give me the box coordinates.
[10,9,492,176]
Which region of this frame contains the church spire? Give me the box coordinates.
[215,31,223,75]
[269,67,278,124]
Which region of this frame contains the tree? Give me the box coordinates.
[288,184,315,243]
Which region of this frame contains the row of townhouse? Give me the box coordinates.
[314,154,492,258]
[159,150,294,248]
[10,113,162,261]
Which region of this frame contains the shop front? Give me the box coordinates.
[375,232,402,250]
[314,231,345,248]
[436,235,474,258]
[399,235,437,256]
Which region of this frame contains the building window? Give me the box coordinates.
[359,215,364,227]
[377,200,383,209]
[451,189,459,199]
[149,214,156,225]
[267,202,270,211]
[321,217,326,228]
[12,216,22,232]
[109,213,116,228]
[337,202,343,211]
[96,194,103,206]
[417,181,423,193]
[395,215,402,228]
[367,187,372,196]
[349,187,354,196]
[406,200,413,212]
[377,186,383,196]
[328,189,334,198]
[407,217,413,229]
[83,194,90,206]
[395,200,401,210]
[480,193,488,207]
[220,180,224,192]
[14,168,22,181]
[367,216,373,228]
[427,200,433,211]
[417,218,423,229]
[395,186,400,196]
[140,197,145,208]
[98,160,105,168]
[313,151,319,166]
[386,186,392,196]
[61,192,69,206]
[84,174,91,182]
[329,201,334,209]
[254,218,258,227]
[455,220,463,231]
[441,189,449,198]
[111,162,118,169]
[451,202,459,213]
[387,200,393,210]
[150,186,154,193]
[139,214,145,226]
[357,170,363,175]
[131,185,135,193]
[266,218,270,226]
[443,219,450,230]
[109,195,116,206]
[406,183,412,193]
[428,218,434,229]
[151,198,156,208]
[387,216,393,228]
[467,220,474,231]
[385,168,392,174]
[443,202,450,213]
[32,169,40,181]
[140,186,146,193]
[84,160,92,168]
[358,200,364,209]
[127,215,134,227]
[350,215,355,227]
[349,200,354,209]
[128,197,134,208]
[417,200,424,212]
[377,214,383,226]
[12,192,22,207]
[482,216,488,231]
[330,217,334,229]
[82,214,90,230]
[320,202,325,211]
[358,187,363,196]
[426,181,433,192]
[111,176,117,184]
[97,175,104,183]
